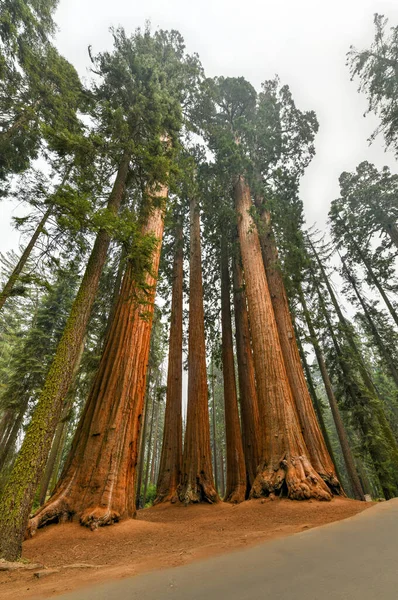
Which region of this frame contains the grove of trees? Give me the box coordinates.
[1,2,398,563]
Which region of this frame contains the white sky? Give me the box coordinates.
[1,0,398,253]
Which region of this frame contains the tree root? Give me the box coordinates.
[250,454,332,501]
[79,507,120,530]
[27,497,73,538]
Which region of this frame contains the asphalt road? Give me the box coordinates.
[58,499,398,600]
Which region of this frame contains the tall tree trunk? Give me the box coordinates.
[28,188,166,536]
[219,445,225,498]
[255,202,339,493]
[155,224,183,503]
[143,392,156,508]
[150,398,161,485]
[342,258,398,388]
[232,254,261,493]
[210,357,219,494]
[0,208,51,312]
[221,234,246,503]
[178,197,218,504]
[0,153,130,560]
[235,176,332,500]
[38,338,86,505]
[298,285,364,501]
[136,374,151,509]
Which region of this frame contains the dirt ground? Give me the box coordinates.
[0,497,372,600]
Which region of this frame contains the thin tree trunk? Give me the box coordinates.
[143,392,156,507]
[342,258,398,388]
[235,176,331,500]
[219,445,225,498]
[232,254,261,494]
[309,238,398,463]
[178,196,218,504]
[308,254,398,499]
[0,154,131,561]
[0,398,29,472]
[221,234,246,503]
[136,373,151,509]
[0,208,51,312]
[294,322,337,470]
[155,224,183,503]
[210,357,219,494]
[150,399,161,485]
[28,186,166,536]
[298,285,364,501]
[255,202,339,493]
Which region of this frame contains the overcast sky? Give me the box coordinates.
[2,0,398,253]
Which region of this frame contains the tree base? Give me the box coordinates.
[153,490,180,505]
[250,455,332,501]
[27,495,126,536]
[80,507,121,530]
[178,478,219,505]
[224,487,246,504]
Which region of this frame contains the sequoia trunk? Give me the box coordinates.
[0,153,130,560]
[28,189,166,535]
[235,176,331,500]
[155,224,183,503]
[255,203,339,493]
[232,255,260,492]
[178,197,218,504]
[221,235,246,503]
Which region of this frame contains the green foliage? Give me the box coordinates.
[348,14,398,153]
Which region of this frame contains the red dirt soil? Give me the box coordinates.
[0,497,372,600]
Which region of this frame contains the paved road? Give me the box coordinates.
[58,499,398,600]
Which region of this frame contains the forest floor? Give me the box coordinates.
[0,497,372,599]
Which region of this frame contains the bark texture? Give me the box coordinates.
[0,153,130,561]
[232,255,261,492]
[221,235,246,503]
[235,176,332,501]
[155,224,183,504]
[256,204,340,493]
[178,197,218,504]
[28,190,166,535]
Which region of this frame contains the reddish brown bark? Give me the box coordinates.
[28,187,167,533]
[155,224,183,504]
[0,154,130,561]
[235,176,331,500]
[255,203,340,494]
[221,235,246,503]
[178,197,218,504]
[232,254,261,493]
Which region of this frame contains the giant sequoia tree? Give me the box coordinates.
[208,77,338,498]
